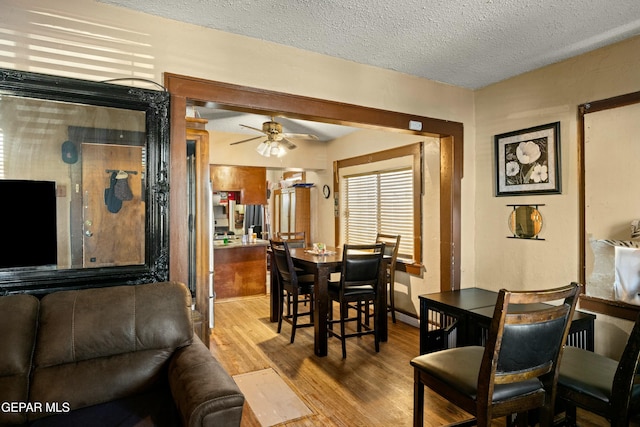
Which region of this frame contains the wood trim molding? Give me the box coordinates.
[579,90,640,318]
[580,295,639,321]
[334,142,423,267]
[163,72,464,292]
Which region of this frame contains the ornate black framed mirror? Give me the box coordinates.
[0,69,169,295]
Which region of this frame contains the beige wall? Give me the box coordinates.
[3,0,639,352]
[474,35,640,356]
[1,0,475,320]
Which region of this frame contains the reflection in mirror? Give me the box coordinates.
[583,99,640,304]
[0,69,169,294]
[1,96,146,269]
[508,205,543,239]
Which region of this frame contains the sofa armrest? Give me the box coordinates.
[168,336,244,427]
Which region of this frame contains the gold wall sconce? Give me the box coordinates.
[507,204,545,240]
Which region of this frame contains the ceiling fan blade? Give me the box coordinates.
[239,124,267,134]
[229,135,264,145]
[280,138,297,150]
[282,132,319,141]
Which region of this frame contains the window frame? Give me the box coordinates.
[334,142,423,273]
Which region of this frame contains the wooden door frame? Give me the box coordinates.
[164,73,464,304]
[186,121,212,340]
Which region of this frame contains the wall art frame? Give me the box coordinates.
[495,121,561,196]
[0,68,170,296]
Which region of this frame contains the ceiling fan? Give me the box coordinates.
[230,117,319,157]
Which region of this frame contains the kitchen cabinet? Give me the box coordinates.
[273,187,310,244]
[214,241,267,299]
[210,165,266,205]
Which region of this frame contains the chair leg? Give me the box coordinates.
[373,297,380,353]
[277,290,284,334]
[513,412,528,427]
[413,369,424,427]
[340,301,348,359]
[328,299,334,333]
[563,402,577,427]
[290,290,299,343]
[286,293,292,317]
[364,301,371,327]
[389,280,396,323]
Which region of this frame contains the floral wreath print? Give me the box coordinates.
[504,136,549,186]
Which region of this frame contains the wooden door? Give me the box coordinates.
[81,143,144,267]
[280,190,291,233]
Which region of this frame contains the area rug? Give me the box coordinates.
[233,368,312,426]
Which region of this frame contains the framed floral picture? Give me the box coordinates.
[495,122,561,196]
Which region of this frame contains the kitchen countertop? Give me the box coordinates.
[213,239,269,249]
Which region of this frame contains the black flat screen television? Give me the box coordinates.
[0,179,57,268]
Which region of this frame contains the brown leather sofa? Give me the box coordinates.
[0,281,244,427]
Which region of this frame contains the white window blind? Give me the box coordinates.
[344,168,414,259]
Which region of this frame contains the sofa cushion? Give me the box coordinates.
[0,294,39,426]
[29,282,193,421]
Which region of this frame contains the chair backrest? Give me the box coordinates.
[611,311,640,415]
[340,243,385,288]
[282,238,305,249]
[375,233,400,270]
[276,231,306,246]
[270,239,298,286]
[478,283,580,408]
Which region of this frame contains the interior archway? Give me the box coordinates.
[164,72,464,334]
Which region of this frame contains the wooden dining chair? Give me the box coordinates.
[375,233,401,323]
[276,231,307,247]
[410,283,580,427]
[557,312,640,426]
[327,243,385,359]
[270,239,315,343]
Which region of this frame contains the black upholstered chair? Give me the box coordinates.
[410,283,580,427]
[375,233,400,323]
[328,243,385,359]
[557,312,640,426]
[276,231,307,247]
[270,239,315,343]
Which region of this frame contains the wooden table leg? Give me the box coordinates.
[314,265,329,356]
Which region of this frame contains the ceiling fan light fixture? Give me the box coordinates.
[271,143,286,157]
[255,141,287,158]
[256,141,271,157]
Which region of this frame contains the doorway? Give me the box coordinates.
[78,143,144,268]
[164,73,464,340]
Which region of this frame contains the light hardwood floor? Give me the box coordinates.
[209,295,611,427]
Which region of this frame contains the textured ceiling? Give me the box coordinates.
[98,0,640,89]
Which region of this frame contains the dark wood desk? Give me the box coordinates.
[270,247,388,357]
[418,288,596,354]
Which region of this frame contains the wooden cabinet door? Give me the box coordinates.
[210,165,266,205]
[273,187,310,240]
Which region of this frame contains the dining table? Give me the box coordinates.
[270,246,389,357]
[418,288,596,355]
